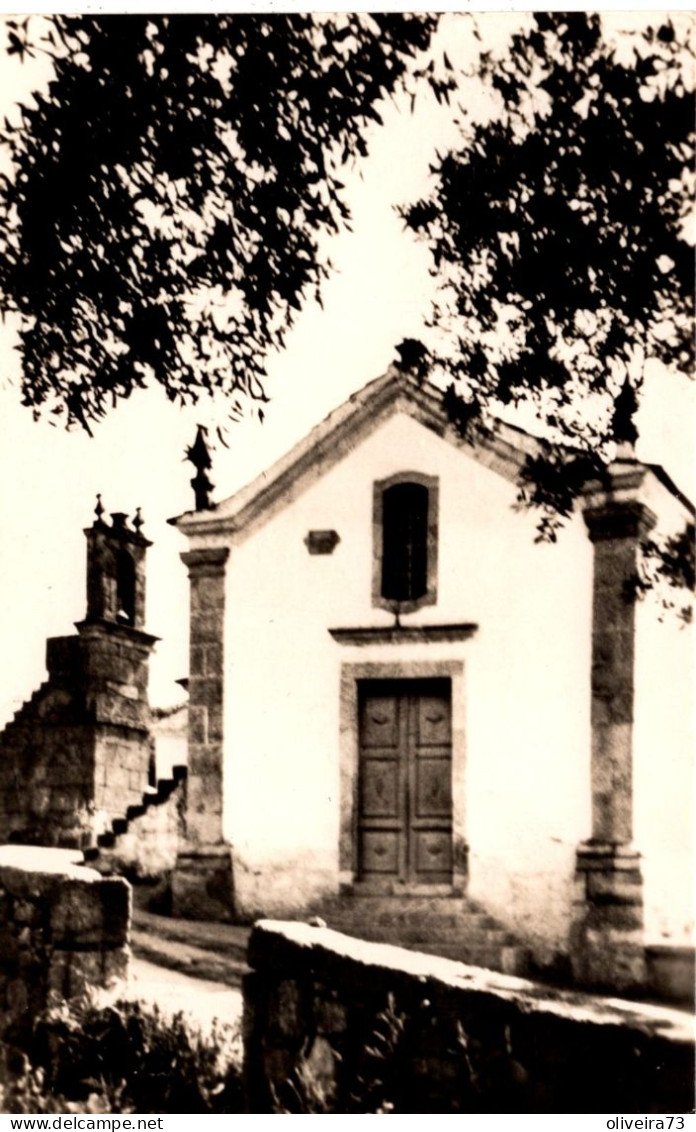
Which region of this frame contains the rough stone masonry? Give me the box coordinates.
[0,846,130,1021]
[244,920,695,1114]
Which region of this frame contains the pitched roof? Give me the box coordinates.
[173,367,693,540]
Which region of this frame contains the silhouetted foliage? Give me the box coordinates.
[401,13,693,514]
[1,14,692,605]
[626,522,696,624]
[0,14,448,430]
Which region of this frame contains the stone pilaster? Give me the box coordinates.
[172,546,234,921]
[571,497,656,991]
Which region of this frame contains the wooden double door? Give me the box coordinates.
[357,678,453,885]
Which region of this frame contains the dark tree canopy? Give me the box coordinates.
[1,13,693,608]
[0,13,446,429]
[401,12,694,521]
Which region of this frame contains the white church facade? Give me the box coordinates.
[170,368,694,993]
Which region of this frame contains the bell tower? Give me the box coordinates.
[65,497,158,735]
[0,498,159,849]
[83,495,149,630]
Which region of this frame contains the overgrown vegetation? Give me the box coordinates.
[1,984,675,1113]
[0,991,528,1114]
[270,993,532,1114]
[1,997,243,1114]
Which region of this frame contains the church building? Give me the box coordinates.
[144,369,696,992]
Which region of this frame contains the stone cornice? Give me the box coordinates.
[171,370,543,542]
[74,620,160,649]
[84,522,153,550]
[171,373,693,543]
[583,501,657,542]
[180,547,230,575]
[329,624,479,646]
[581,460,695,520]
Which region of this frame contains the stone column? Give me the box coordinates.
[571,497,656,991]
[172,547,234,920]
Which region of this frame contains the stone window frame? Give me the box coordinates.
[338,659,467,895]
[372,472,439,614]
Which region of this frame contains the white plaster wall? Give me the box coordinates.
[151,704,188,779]
[220,412,594,956]
[153,731,187,780]
[633,479,694,945]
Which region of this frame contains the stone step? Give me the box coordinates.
[324,896,481,911]
[3,719,30,741]
[326,893,481,911]
[404,940,530,975]
[319,923,529,977]
[316,892,529,978]
[151,779,176,805]
[329,922,514,947]
[1,682,50,735]
[10,682,50,721]
[380,909,494,929]
[321,899,497,931]
[325,914,497,938]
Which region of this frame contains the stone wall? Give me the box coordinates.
[0,847,130,1022]
[243,921,695,1114]
[151,703,188,780]
[94,726,154,829]
[0,626,155,849]
[0,695,96,848]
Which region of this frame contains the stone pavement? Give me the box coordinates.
[127,954,243,1038]
[130,906,251,988]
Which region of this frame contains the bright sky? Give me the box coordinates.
[0,10,693,724]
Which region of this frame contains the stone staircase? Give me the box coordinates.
[83,765,187,875]
[0,680,86,847]
[0,681,52,739]
[317,892,531,976]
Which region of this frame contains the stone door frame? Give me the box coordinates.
[339,659,467,893]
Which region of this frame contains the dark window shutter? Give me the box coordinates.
[381,482,429,602]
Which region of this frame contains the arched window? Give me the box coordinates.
[373,473,438,612]
[382,482,429,602]
[115,549,136,625]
